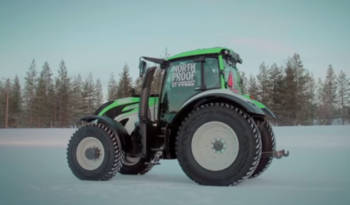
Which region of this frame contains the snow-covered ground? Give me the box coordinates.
[0,126,349,205]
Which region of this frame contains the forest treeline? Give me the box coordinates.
[0,60,132,128]
[0,53,349,128]
[242,54,349,125]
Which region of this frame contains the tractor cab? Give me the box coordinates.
[139,48,246,124]
[139,48,243,94]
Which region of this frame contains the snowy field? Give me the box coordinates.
[0,126,350,205]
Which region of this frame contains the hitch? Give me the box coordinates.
[263,149,289,159]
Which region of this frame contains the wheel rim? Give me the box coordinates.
[191,121,239,171]
[123,155,141,166]
[76,137,105,170]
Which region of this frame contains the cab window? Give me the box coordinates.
[161,56,220,113]
[223,58,241,94]
[203,57,220,89]
[161,59,200,112]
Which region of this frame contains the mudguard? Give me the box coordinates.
[168,89,262,126]
[80,115,129,148]
[260,106,276,119]
[242,95,277,119]
[184,89,264,114]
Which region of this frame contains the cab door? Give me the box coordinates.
[160,56,221,122]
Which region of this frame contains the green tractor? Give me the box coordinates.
[67,47,288,186]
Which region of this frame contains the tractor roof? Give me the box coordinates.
[167,47,242,63]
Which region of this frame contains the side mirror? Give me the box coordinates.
[139,60,147,77]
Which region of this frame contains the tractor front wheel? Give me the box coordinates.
[67,123,123,180]
[176,103,262,186]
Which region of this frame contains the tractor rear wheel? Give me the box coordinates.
[67,123,123,180]
[176,103,262,186]
[250,119,275,178]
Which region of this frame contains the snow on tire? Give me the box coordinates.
[176,102,262,186]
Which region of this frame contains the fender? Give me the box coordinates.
[80,115,129,148]
[171,89,269,125]
[260,106,276,119]
[242,95,277,119]
[186,89,265,114]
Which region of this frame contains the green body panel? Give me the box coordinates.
[98,97,159,116]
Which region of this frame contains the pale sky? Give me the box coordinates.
[1,0,349,89]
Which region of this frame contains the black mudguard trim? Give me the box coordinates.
[213,93,265,115]
[180,90,265,116]
[80,115,129,148]
[261,107,277,119]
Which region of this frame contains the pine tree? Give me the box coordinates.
[116,64,133,98]
[318,65,337,125]
[2,79,11,128]
[281,62,298,125]
[23,59,37,127]
[292,54,311,125]
[108,73,118,101]
[267,64,284,122]
[81,73,96,114]
[9,76,22,127]
[315,78,324,124]
[247,75,259,100]
[47,77,56,127]
[337,70,349,124]
[278,54,312,125]
[239,71,248,94]
[0,80,3,127]
[256,63,270,104]
[35,62,54,127]
[304,74,317,124]
[55,60,71,127]
[134,77,143,95]
[71,74,84,125]
[94,79,103,109]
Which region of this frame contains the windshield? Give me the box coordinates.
[223,57,242,94]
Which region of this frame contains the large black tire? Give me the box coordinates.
[119,155,151,175]
[176,103,262,186]
[250,119,275,178]
[67,123,123,180]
